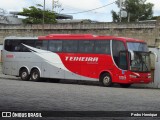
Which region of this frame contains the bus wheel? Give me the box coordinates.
[120,84,131,88]
[30,69,40,82]
[100,73,112,87]
[20,68,30,81]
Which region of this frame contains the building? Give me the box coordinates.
[0,11,22,24]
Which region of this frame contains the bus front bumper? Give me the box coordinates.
[128,73,152,84]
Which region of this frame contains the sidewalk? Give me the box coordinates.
[0,63,18,79]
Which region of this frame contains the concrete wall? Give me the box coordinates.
[0,20,160,46]
[0,44,2,62]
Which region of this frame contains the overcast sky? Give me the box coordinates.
[0,0,159,22]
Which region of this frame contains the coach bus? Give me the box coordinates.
[2,34,151,88]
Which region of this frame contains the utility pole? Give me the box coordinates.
[52,0,62,13]
[43,0,45,34]
[43,0,45,25]
[119,0,123,22]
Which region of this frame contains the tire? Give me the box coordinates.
[20,68,30,81]
[100,73,112,87]
[120,84,131,88]
[30,69,40,82]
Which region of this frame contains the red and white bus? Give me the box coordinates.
[2,34,152,87]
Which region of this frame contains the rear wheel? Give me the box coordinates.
[100,73,112,87]
[20,68,30,81]
[120,84,131,88]
[30,69,40,82]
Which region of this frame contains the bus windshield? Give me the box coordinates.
[127,42,148,52]
[130,52,151,72]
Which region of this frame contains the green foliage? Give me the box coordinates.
[111,10,120,22]
[151,16,160,20]
[111,0,154,22]
[18,4,56,24]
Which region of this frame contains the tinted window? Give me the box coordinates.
[35,41,48,50]
[94,40,110,54]
[119,51,128,70]
[112,40,126,66]
[48,41,62,52]
[5,39,36,52]
[63,40,78,52]
[21,40,35,52]
[127,42,148,52]
[79,41,94,53]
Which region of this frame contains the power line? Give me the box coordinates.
[63,1,116,14]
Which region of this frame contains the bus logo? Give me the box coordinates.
[65,56,98,62]
[6,54,14,58]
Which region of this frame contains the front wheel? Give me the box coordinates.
[30,69,40,82]
[100,73,113,87]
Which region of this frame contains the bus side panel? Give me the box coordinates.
[11,61,18,76]
[43,63,65,79]
[64,63,81,80]
[3,61,12,75]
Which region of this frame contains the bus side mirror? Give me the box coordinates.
[149,51,158,62]
[128,50,134,60]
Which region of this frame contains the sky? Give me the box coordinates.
[0,0,159,22]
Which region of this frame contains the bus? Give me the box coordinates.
[2,34,152,88]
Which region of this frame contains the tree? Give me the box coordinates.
[111,0,154,22]
[18,4,56,24]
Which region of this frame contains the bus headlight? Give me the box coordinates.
[148,75,151,78]
[129,75,138,78]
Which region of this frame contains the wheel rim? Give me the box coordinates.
[103,76,110,85]
[22,72,27,79]
[32,72,38,80]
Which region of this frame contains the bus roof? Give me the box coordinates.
[38,34,145,43]
[5,36,38,40]
[4,34,145,43]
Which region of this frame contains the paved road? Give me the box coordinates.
[0,78,160,119]
[0,77,160,111]
[0,64,160,120]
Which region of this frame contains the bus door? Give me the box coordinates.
[112,40,127,82]
[118,51,128,81]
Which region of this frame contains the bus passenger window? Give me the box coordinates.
[112,40,125,66]
[49,41,62,52]
[63,41,78,53]
[94,40,110,54]
[5,40,12,51]
[78,41,94,53]
[35,41,48,50]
